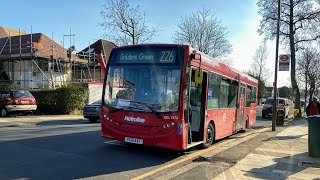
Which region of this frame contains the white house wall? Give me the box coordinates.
[2,60,71,89]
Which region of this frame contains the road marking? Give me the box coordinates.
[131,128,269,180]
[104,140,127,146]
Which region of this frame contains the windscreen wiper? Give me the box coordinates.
[127,100,162,119]
[108,106,123,113]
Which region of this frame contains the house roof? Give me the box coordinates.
[0,26,26,38]
[0,33,84,63]
[77,39,117,61]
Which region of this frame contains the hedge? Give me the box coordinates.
[30,84,88,114]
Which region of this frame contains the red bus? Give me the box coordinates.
[101,44,258,150]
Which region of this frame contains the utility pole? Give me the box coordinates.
[50,32,56,89]
[272,0,281,131]
[63,28,75,82]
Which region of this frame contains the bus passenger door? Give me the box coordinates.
[237,83,246,130]
[188,68,207,144]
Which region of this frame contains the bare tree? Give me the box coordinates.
[250,38,270,102]
[297,48,320,103]
[250,38,270,81]
[173,7,232,58]
[100,0,158,45]
[257,0,320,117]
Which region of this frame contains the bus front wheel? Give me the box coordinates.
[201,123,215,149]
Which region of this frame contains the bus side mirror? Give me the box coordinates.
[191,50,201,61]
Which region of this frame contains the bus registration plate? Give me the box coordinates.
[125,137,143,144]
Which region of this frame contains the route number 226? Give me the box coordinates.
[160,51,175,62]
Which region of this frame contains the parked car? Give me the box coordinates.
[0,90,37,117]
[83,100,101,123]
[262,98,290,118]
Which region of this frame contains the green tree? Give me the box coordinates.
[278,86,292,99]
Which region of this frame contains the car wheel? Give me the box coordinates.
[0,108,8,117]
[201,123,215,149]
[89,118,98,123]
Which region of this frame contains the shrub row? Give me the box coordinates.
[30,84,88,114]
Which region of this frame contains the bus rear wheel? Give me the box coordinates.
[201,123,214,149]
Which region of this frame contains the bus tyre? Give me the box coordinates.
[89,118,98,123]
[0,108,8,117]
[201,123,214,149]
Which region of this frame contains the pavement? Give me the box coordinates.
[214,118,320,180]
[0,115,87,128]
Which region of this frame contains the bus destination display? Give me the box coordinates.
[113,48,177,64]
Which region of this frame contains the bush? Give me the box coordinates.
[31,84,88,114]
[0,83,18,91]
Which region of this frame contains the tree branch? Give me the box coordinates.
[295,35,320,44]
[294,10,320,24]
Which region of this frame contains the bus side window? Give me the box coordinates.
[220,80,230,108]
[228,81,238,108]
[251,87,257,105]
[207,73,220,109]
[190,69,201,107]
[246,86,252,107]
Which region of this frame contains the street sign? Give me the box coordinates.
[279,54,290,71]
[279,54,290,63]
[279,64,289,71]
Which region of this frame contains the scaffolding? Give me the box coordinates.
[75,45,105,83]
[0,28,104,90]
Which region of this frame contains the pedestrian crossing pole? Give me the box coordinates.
[272,0,281,131]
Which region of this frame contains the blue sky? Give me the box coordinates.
[0,0,290,86]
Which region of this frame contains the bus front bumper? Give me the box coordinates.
[101,119,185,150]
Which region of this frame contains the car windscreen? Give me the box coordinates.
[91,100,102,105]
[278,99,285,105]
[12,91,34,98]
[265,99,273,105]
[264,99,285,105]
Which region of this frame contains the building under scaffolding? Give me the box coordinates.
[76,39,117,82]
[0,27,116,89]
